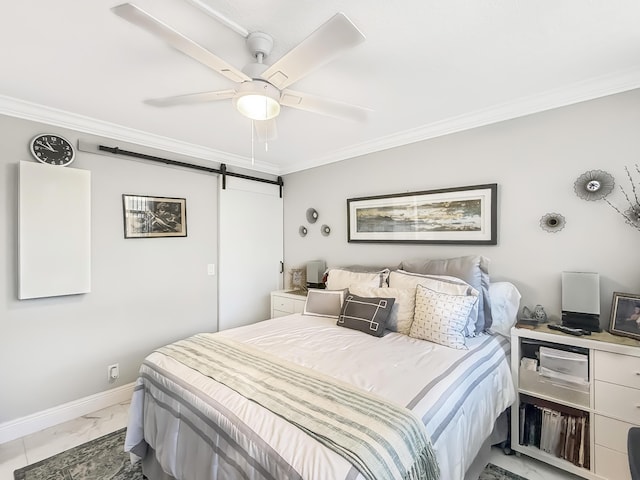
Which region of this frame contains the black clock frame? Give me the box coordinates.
[30,134,76,166]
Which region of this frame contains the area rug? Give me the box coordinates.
[15,428,527,480]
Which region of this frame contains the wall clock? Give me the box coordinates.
[30,134,75,166]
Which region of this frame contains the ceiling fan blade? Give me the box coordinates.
[254,119,278,142]
[112,3,250,84]
[280,89,371,122]
[261,13,365,90]
[144,89,236,107]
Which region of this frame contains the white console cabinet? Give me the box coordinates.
[511,325,640,480]
[270,290,307,318]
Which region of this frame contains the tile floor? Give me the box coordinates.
[0,402,585,480]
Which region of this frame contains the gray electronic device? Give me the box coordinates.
[561,271,601,332]
[306,260,326,289]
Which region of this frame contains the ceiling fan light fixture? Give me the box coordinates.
[234,81,281,120]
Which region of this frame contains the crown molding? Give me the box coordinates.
[281,68,640,175]
[0,95,281,175]
[4,67,640,177]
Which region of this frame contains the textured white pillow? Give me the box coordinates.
[325,268,390,290]
[348,285,416,335]
[410,284,477,349]
[389,270,479,337]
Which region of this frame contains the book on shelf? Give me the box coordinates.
[518,399,590,469]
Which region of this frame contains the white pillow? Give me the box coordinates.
[303,289,347,318]
[488,282,521,338]
[389,270,479,337]
[409,284,477,350]
[348,285,416,335]
[325,268,390,290]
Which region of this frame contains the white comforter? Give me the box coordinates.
[125,314,515,480]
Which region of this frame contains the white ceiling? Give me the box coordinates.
[2,1,640,175]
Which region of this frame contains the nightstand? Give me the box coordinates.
[511,324,640,480]
[270,290,308,318]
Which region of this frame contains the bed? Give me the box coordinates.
[125,258,519,480]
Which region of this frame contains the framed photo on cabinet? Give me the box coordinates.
[609,291,640,340]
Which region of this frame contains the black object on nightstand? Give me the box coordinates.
[547,323,591,336]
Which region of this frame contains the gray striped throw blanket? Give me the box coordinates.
[158,334,440,480]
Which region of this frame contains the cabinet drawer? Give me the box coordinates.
[595,350,640,389]
[292,299,305,314]
[595,381,640,424]
[594,415,635,454]
[595,444,631,480]
[272,309,291,318]
[272,296,294,313]
[519,367,590,408]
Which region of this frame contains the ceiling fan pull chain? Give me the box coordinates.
[251,120,255,165]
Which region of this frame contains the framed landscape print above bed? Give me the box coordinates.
[347,183,497,245]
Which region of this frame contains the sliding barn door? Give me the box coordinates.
[218,177,283,331]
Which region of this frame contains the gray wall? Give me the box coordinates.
[1,116,219,422]
[282,89,640,326]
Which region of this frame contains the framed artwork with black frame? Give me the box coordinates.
[347,183,497,245]
[122,194,187,238]
[609,291,640,340]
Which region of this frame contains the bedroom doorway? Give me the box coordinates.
[218,176,283,331]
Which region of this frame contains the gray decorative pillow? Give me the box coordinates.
[303,289,347,318]
[337,294,395,337]
[401,255,491,333]
[409,284,477,349]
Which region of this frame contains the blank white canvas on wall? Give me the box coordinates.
[19,161,91,299]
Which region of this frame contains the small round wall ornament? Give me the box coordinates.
[298,225,308,237]
[321,224,331,236]
[306,208,319,223]
[540,213,566,233]
[574,170,614,201]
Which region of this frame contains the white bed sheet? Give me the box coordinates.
[126,314,515,480]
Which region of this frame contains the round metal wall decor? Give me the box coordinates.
[574,170,614,201]
[298,225,308,237]
[540,213,566,233]
[306,208,319,223]
[321,224,331,236]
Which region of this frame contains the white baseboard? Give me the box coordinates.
[0,382,135,444]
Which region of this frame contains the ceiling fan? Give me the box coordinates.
[111,3,370,141]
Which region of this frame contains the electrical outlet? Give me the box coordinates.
[108,363,119,382]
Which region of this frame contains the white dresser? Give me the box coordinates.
[511,325,640,479]
[270,290,307,318]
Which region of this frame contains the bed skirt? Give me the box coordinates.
[140,410,510,480]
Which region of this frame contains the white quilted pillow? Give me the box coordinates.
[409,284,477,349]
[325,268,390,290]
[348,285,416,335]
